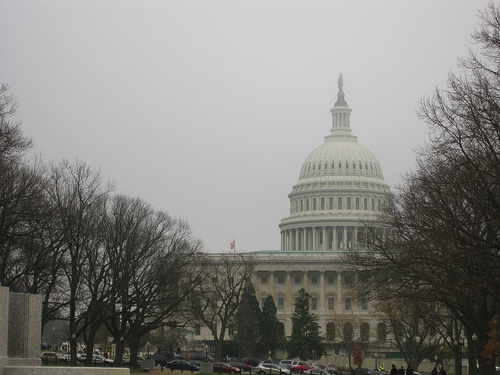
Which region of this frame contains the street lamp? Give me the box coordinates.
[435,355,438,367]
[146,341,150,355]
[312,350,315,363]
[204,344,208,360]
[472,334,477,375]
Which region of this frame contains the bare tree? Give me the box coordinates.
[45,159,113,365]
[344,4,500,375]
[190,252,255,360]
[102,195,202,367]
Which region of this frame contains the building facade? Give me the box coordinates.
[192,75,393,359]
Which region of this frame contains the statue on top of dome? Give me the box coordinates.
[334,73,348,107]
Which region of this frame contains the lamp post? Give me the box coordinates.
[204,344,208,361]
[375,353,378,370]
[312,350,315,364]
[147,341,150,356]
[435,355,438,368]
[472,334,477,375]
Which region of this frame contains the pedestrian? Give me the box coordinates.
[391,364,398,375]
[439,368,447,375]
[431,367,438,375]
[406,366,414,375]
[398,366,405,375]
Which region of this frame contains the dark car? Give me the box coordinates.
[213,362,242,373]
[145,354,168,366]
[166,359,200,371]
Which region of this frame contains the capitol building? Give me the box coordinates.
[195,75,393,360]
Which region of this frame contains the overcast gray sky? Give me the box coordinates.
[0,0,490,252]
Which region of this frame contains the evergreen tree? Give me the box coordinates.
[235,282,262,357]
[286,288,324,360]
[260,295,285,358]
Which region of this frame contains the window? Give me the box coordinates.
[277,276,285,284]
[328,297,335,310]
[311,276,318,285]
[261,276,268,284]
[372,198,375,210]
[311,297,318,310]
[356,197,360,210]
[306,199,309,211]
[338,197,342,209]
[321,198,325,210]
[294,277,301,284]
[327,276,335,284]
[313,198,316,210]
[195,323,201,335]
[361,297,368,310]
[364,198,368,210]
[347,197,351,209]
[278,296,285,311]
[344,322,353,341]
[360,323,369,342]
[377,323,387,342]
[329,197,334,209]
[327,322,336,340]
[345,297,352,310]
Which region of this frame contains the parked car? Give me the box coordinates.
[78,354,113,366]
[292,362,313,373]
[257,362,291,375]
[213,362,242,373]
[229,361,252,371]
[279,360,295,369]
[243,357,262,367]
[40,352,67,364]
[323,366,338,374]
[303,366,327,375]
[166,359,200,371]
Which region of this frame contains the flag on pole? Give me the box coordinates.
[230,239,235,250]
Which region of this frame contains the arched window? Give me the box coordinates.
[344,322,353,342]
[377,323,387,342]
[313,198,317,210]
[321,198,325,210]
[338,197,342,209]
[364,198,368,210]
[301,200,303,212]
[372,198,375,210]
[360,322,370,342]
[356,197,360,210]
[306,199,309,211]
[329,197,334,209]
[347,197,351,209]
[327,322,336,340]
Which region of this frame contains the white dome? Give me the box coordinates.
[299,137,384,181]
[279,74,392,252]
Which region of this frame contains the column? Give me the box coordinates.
[343,226,348,249]
[319,271,325,313]
[286,271,292,311]
[332,226,337,250]
[269,272,275,298]
[336,272,342,312]
[301,228,306,250]
[312,227,317,250]
[295,229,299,251]
[322,227,327,250]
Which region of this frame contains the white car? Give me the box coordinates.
[257,363,291,375]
